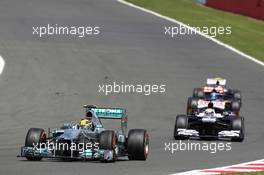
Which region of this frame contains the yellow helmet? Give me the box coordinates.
[79,118,92,128]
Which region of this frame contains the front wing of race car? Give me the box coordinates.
[176,128,241,139]
[19,146,117,161]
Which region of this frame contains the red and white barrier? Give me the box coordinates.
[206,0,264,20]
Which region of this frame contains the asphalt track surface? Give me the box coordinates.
[0,0,263,175]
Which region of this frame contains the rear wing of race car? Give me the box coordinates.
[206,78,226,86]
[84,105,127,134]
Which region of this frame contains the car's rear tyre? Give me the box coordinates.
[174,115,188,140]
[25,128,46,161]
[231,117,245,142]
[127,129,149,160]
[187,97,192,115]
[232,90,242,101]
[99,130,117,162]
[231,101,241,115]
[187,98,198,115]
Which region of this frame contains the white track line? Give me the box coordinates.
[171,159,264,175]
[117,0,264,67]
[0,56,5,75]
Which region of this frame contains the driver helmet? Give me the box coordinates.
[205,108,215,116]
[79,118,92,129]
[86,111,93,119]
[210,92,218,100]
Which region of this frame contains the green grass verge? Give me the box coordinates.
[227,172,264,175]
[126,0,264,62]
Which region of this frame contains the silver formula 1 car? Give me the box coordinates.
[18,105,149,162]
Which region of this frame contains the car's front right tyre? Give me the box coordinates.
[25,128,46,161]
[231,117,245,142]
[99,130,117,162]
[174,115,188,140]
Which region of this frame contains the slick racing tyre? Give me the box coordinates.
[99,130,117,162]
[232,89,242,101]
[127,129,149,160]
[174,115,188,140]
[25,128,46,161]
[187,97,198,115]
[231,117,245,142]
[193,88,204,98]
[231,101,241,115]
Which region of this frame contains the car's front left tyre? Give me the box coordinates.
[127,129,149,161]
[231,117,245,142]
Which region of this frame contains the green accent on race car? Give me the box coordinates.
[91,108,127,119]
[84,105,128,135]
